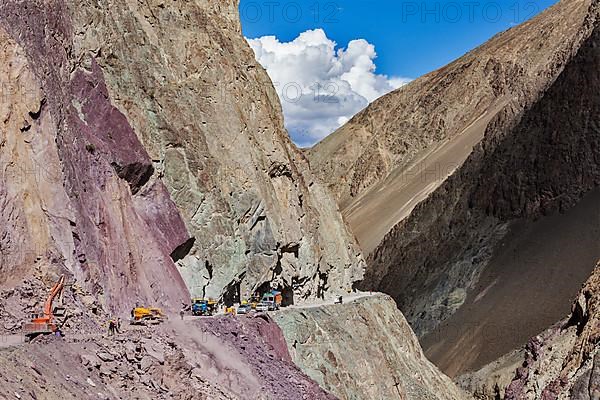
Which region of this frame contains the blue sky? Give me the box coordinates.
[240,0,557,145]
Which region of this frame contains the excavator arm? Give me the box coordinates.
[43,275,65,320]
[24,275,66,340]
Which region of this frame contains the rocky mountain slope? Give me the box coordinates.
[273,294,470,400]
[362,0,600,339]
[0,314,336,400]
[3,0,596,399]
[459,261,600,399]
[0,1,470,399]
[308,0,600,384]
[308,0,600,256]
[421,188,600,376]
[0,0,364,313]
[0,4,190,313]
[310,0,599,341]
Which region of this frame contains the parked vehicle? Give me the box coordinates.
[261,290,282,311]
[248,296,261,310]
[256,302,270,312]
[237,304,252,314]
[191,298,213,316]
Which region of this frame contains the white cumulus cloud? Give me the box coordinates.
[247,29,410,147]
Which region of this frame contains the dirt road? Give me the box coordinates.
[0,334,26,348]
[0,293,379,350]
[284,292,379,310]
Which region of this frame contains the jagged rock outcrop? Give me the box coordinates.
[68,0,364,302]
[273,294,471,400]
[0,7,190,312]
[459,261,600,399]
[0,0,364,310]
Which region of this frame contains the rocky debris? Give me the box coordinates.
[0,271,107,336]
[272,294,471,400]
[184,314,338,399]
[418,186,600,377]
[0,313,336,400]
[570,353,600,400]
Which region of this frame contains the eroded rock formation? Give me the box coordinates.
[0,7,190,312]
[0,0,364,312]
[273,294,470,400]
[67,0,365,303]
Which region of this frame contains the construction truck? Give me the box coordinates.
[191,298,215,316]
[130,306,167,325]
[225,306,236,316]
[207,298,217,314]
[22,275,67,341]
[260,290,282,311]
[248,296,261,310]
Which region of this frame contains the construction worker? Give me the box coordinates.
[180,302,187,320]
[108,318,116,336]
[116,317,122,334]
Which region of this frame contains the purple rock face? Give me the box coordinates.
[70,59,154,194]
[0,2,191,312]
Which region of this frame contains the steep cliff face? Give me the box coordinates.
[67,0,364,302]
[0,0,364,311]
[0,4,190,312]
[273,294,470,400]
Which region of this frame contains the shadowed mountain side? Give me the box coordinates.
[422,189,600,377]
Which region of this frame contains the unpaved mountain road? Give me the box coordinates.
[0,334,26,349]
[283,291,380,310]
[0,292,380,349]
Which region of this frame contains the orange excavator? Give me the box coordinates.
[22,275,67,341]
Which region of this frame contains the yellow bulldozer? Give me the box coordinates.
[130,306,167,325]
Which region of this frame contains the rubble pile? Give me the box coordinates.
[0,272,107,336]
[0,314,338,400]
